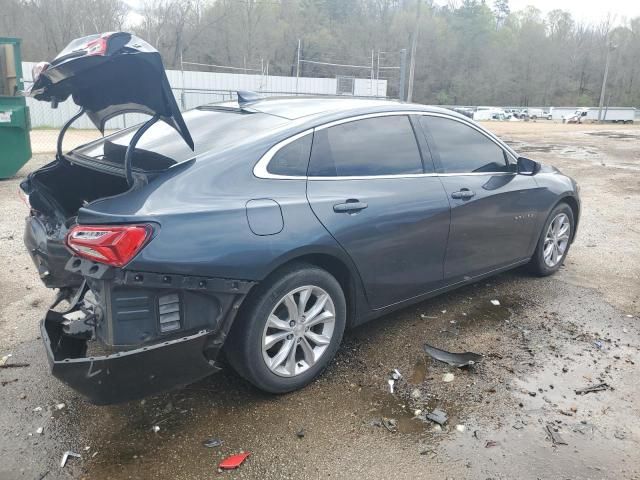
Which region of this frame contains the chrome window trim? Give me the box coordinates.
[253,110,517,180]
[253,128,314,180]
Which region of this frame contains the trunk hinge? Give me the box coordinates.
[124,114,161,187]
[57,107,86,162]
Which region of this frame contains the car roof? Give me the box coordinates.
[211,96,462,122]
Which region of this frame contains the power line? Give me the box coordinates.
[299,59,373,69]
[181,61,261,73]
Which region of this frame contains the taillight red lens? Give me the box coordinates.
[66,224,153,267]
[83,33,111,56]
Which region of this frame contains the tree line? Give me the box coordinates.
[1,0,639,107]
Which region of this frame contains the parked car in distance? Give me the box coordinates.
[505,108,521,118]
[473,107,508,121]
[520,108,545,120]
[21,32,581,405]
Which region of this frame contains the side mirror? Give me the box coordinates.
[517,156,540,175]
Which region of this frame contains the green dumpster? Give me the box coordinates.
[0,37,31,179]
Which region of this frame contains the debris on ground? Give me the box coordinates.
[456,424,466,432]
[296,428,305,438]
[594,340,604,349]
[202,438,223,448]
[152,425,160,433]
[423,343,483,367]
[546,424,568,446]
[36,427,43,434]
[33,406,42,412]
[512,419,526,430]
[0,363,29,369]
[391,369,402,380]
[485,440,499,448]
[55,403,66,410]
[60,451,81,468]
[575,383,609,395]
[426,409,448,425]
[490,299,501,306]
[442,373,455,383]
[387,378,395,394]
[382,417,398,433]
[0,353,29,369]
[218,452,250,470]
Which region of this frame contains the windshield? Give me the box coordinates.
[75,108,289,169]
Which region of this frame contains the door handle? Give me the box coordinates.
[451,188,475,200]
[333,199,368,213]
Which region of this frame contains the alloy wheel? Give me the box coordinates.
[261,285,336,377]
[543,213,571,267]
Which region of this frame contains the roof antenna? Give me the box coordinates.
[237,90,262,107]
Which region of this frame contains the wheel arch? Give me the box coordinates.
[272,252,361,328]
[557,195,580,242]
[248,247,366,329]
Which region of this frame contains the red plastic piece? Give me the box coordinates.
[218,452,250,470]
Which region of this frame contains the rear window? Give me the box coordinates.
[267,134,312,176]
[308,115,423,177]
[76,109,289,168]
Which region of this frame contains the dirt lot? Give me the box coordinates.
[0,122,639,479]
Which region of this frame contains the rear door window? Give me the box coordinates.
[308,115,423,177]
[420,116,509,174]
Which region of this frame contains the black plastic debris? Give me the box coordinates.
[382,417,398,433]
[575,383,609,395]
[546,424,567,445]
[426,409,448,425]
[296,428,305,439]
[202,438,224,448]
[423,343,483,367]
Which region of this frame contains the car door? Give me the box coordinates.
[418,114,541,282]
[306,114,450,309]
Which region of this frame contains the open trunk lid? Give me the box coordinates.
[26,31,193,150]
[22,32,195,290]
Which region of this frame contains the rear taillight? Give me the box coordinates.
[66,224,153,267]
[83,34,110,56]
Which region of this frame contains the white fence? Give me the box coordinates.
[23,62,387,129]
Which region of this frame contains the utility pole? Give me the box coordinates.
[370,49,374,95]
[407,0,422,103]
[597,41,615,122]
[399,48,407,101]
[296,39,301,94]
[179,50,186,111]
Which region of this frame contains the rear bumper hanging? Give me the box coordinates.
[41,309,220,405]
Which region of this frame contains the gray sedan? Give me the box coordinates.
[21,33,580,404]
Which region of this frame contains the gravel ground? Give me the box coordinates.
[0,122,639,480]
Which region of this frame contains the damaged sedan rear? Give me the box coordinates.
[21,32,580,405]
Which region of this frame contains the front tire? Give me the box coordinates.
[529,203,574,276]
[225,263,346,393]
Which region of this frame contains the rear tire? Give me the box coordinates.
[529,203,574,276]
[225,263,346,393]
